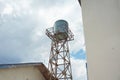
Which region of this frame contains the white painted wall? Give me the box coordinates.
[0,66,45,80]
[81,0,120,80]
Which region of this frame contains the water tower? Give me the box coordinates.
[46,20,74,80]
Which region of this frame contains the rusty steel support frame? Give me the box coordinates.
[46,27,74,80]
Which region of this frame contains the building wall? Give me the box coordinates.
[0,66,45,80]
[81,0,120,80]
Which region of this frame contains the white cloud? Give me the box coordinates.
[71,58,87,80]
[2,4,13,15]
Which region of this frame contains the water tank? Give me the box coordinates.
[54,20,68,41]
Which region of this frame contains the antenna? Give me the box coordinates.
[46,20,74,80]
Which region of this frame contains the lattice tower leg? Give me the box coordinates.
[48,40,73,80]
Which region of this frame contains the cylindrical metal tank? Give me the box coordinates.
[54,20,68,41]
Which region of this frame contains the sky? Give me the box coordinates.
[0,0,87,80]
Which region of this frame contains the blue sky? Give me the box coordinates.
[71,49,86,60]
[0,0,87,80]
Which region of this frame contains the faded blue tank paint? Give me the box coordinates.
[54,20,68,40]
[54,20,68,33]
